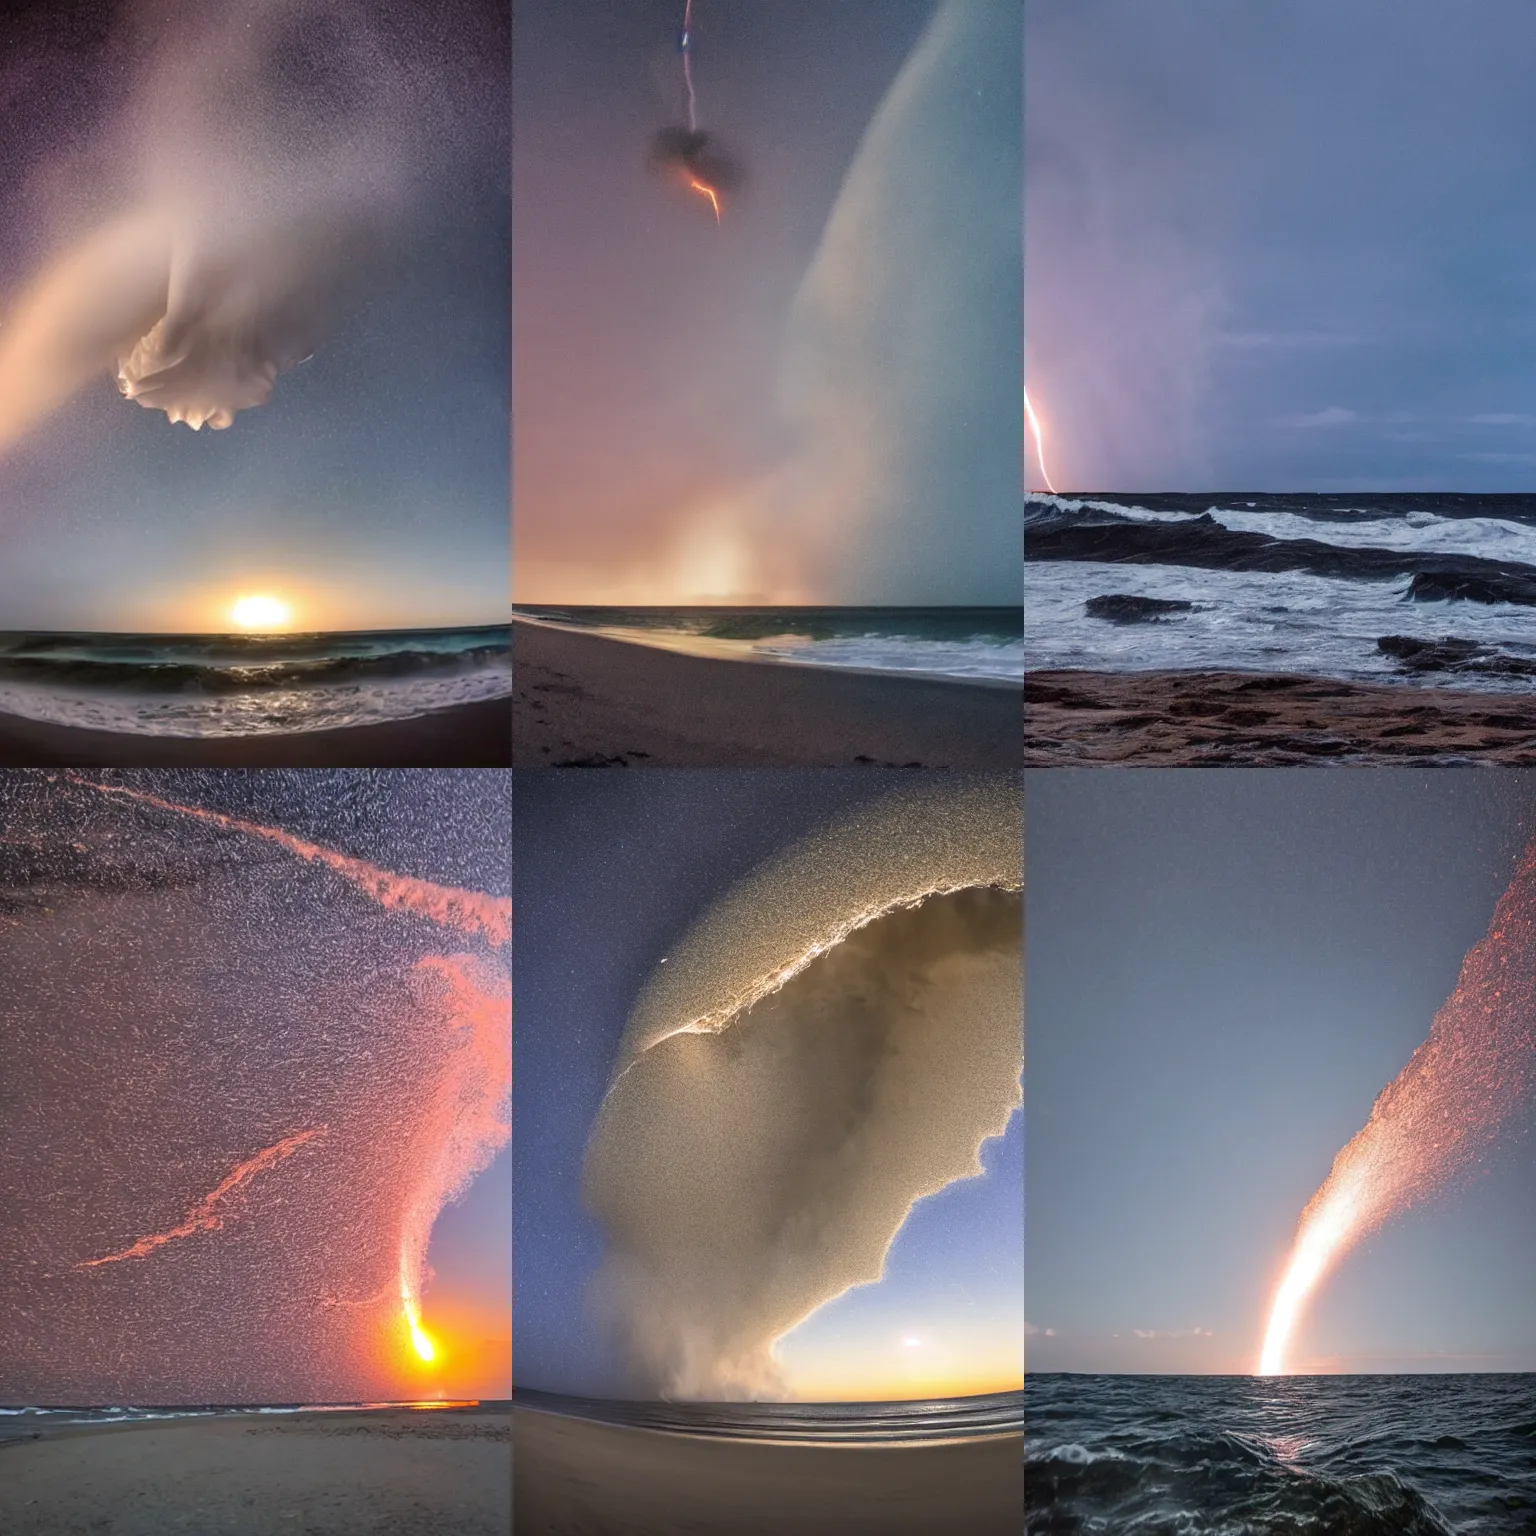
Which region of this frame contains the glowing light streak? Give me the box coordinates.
[687,176,722,222]
[682,0,698,132]
[79,1129,325,1267]
[71,778,511,947]
[1257,841,1536,1375]
[1024,386,1057,494]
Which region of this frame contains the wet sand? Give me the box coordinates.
[0,698,511,766]
[513,1406,1023,1536]
[513,619,1021,768]
[0,1408,511,1536]
[1026,670,1536,765]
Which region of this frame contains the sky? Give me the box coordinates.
[513,0,1022,606]
[1027,0,1536,493]
[0,0,508,633]
[513,770,1023,1401]
[1025,769,1536,1375]
[0,769,510,1404]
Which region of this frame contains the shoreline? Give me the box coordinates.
[0,697,511,766]
[1025,669,1536,765]
[0,1407,511,1535]
[513,617,1021,767]
[513,1405,1023,1535]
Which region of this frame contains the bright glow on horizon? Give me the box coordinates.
[403,1292,438,1365]
[229,593,294,632]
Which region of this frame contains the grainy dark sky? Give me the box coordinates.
[1028,0,1536,492]
[1026,769,1536,1374]
[0,769,510,1403]
[0,0,508,632]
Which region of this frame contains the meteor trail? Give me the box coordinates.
[79,1129,325,1268]
[71,779,510,947]
[1258,840,1536,1375]
[1024,386,1057,494]
[72,776,511,1379]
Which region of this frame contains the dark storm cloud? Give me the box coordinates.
[1027,0,1536,490]
[647,126,744,196]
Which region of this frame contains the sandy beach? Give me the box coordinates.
[513,1406,1022,1536]
[1026,669,1536,765]
[0,1408,510,1536]
[512,619,1021,768]
[0,698,511,767]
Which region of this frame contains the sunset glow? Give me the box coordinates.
[229,593,294,632]
[407,1306,438,1365]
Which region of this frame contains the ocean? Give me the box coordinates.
[516,1387,1023,1443]
[513,606,1024,683]
[1025,494,1536,691]
[0,626,511,736]
[1027,1374,1536,1535]
[0,1401,498,1439]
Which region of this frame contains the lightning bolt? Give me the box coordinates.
[687,176,722,222]
[1024,386,1058,495]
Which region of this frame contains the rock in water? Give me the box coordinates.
[1085,594,1196,624]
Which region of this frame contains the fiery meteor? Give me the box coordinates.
[79,1130,325,1268]
[404,1297,437,1364]
[1258,841,1536,1375]
[649,1,739,223]
[72,779,511,1385]
[1024,386,1058,494]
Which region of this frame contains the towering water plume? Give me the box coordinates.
[73,777,510,1372]
[1259,841,1536,1375]
[767,0,1022,603]
[584,777,1023,1399]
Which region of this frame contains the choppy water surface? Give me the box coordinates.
[1027,1373,1536,1535]
[0,626,510,736]
[1026,494,1536,691]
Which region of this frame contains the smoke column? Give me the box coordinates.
[584,777,1022,1399]
[0,0,436,451]
[74,777,510,1371]
[78,1129,325,1268]
[1259,841,1536,1375]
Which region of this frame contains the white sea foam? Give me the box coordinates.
[1025,560,1536,692]
[1027,493,1536,568]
